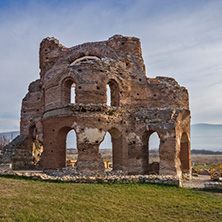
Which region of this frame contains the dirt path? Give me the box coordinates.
[182,175,211,189]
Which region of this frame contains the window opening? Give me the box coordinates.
[99,132,112,170]
[71,83,76,103]
[148,132,160,174]
[66,129,77,167]
[107,84,111,106]
[106,80,119,106]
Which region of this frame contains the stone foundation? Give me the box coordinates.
[0,167,182,187]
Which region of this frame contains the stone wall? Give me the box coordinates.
[0,167,182,187]
[1,35,191,178]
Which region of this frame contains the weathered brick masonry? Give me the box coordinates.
[1,35,191,177]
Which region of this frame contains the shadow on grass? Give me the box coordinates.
[189,186,222,194]
[0,174,67,184]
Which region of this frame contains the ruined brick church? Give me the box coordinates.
[1,35,191,177]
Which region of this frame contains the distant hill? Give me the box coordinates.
[0,131,19,141]
[191,149,222,155]
[191,123,222,130]
[143,123,222,151]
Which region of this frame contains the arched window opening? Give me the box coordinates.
[180,133,190,173]
[66,129,77,167]
[106,84,111,106]
[62,79,76,104]
[107,79,120,106]
[71,83,76,103]
[148,132,160,174]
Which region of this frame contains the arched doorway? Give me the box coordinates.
[66,129,77,166]
[57,127,78,168]
[107,79,119,106]
[179,133,190,173]
[99,128,123,171]
[99,132,112,169]
[149,132,160,173]
[142,131,160,174]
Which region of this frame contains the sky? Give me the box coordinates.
[0,0,222,133]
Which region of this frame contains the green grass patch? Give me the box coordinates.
[192,165,212,170]
[0,177,222,222]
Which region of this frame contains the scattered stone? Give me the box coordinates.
[204,182,222,189]
[0,166,181,187]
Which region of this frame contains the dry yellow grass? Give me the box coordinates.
[67,149,222,167]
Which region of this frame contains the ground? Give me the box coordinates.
[67,150,222,165]
[183,175,212,189]
[0,176,221,222]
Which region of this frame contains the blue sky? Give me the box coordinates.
[0,0,222,133]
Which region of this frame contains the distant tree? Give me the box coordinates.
[0,136,10,150]
[191,149,222,155]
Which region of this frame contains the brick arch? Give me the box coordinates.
[70,56,101,66]
[43,65,80,90]
[142,130,162,143]
[65,43,119,65]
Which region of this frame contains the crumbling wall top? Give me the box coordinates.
[39,34,144,78]
[39,37,68,74]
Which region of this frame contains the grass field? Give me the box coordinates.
[0,177,222,222]
[192,165,213,170]
[191,154,222,165]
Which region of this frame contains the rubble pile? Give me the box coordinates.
[204,181,222,189]
[0,166,181,187]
